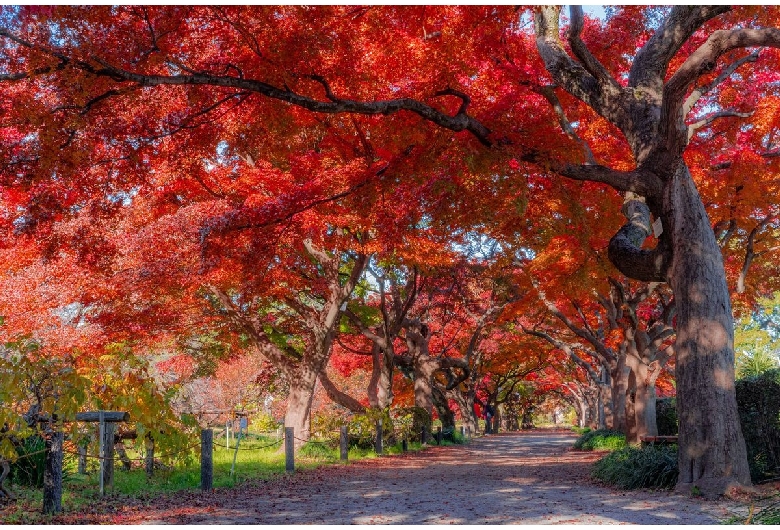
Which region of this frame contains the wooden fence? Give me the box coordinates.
[24,414,473,514]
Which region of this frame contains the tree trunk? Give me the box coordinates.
[626,354,660,441]
[625,377,638,445]
[431,385,455,430]
[284,366,318,450]
[598,371,613,429]
[634,375,658,440]
[378,346,394,409]
[665,164,751,495]
[609,359,630,434]
[413,359,436,417]
[449,386,478,435]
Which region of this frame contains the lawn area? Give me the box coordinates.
[0,429,448,523]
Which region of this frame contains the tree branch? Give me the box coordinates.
[556,164,664,197]
[318,371,366,413]
[87,58,493,145]
[664,27,780,153]
[683,51,759,115]
[534,6,623,124]
[567,6,621,92]
[536,86,596,165]
[629,6,731,93]
[607,193,670,282]
[688,110,753,141]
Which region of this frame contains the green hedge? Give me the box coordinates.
[572,429,626,451]
[655,371,780,483]
[591,445,678,490]
[655,398,678,436]
[735,368,780,482]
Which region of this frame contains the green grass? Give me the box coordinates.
[0,429,441,522]
[572,429,626,451]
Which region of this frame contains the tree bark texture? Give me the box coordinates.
[284,366,318,450]
[533,6,757,493]
[664,164,751,494]
[431,385,455,430]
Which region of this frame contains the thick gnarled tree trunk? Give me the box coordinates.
[664,164,750,493]
[533,5,769,493]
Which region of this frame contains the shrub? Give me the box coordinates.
[572,429,626,451]
[10,435,46,487]
[655,398,678,436]
[392,407,431,443]
[735,368,780,482]
[250,412,280,434]
[591,445,678,490]
[299,439,337,460]
[347,408,393,449]
[746,498,780,525]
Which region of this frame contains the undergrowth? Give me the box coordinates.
[745,498,780,525]
[591,445,678,490]
[572,429,626,451]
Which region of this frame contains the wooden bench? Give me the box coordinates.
[640,435,678,446]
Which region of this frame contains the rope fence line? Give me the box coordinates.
[5,420,477,517]
[63,442,202,463]
[221,438,284,451]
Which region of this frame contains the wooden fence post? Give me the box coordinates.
[421,425,428,445]
[374,419,383,454]
[145,434,155,478]
[339,426,348,461]
[436,426,442,445]
[402,438,408,452]
[99,412,116,496]
[42,430,63,514]
[201,429,213,491]
[285,427,294,473]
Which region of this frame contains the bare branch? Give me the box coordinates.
[688,110,753,141]
[318,371,366,413]
[534,6,624,124]
[683,52,759,115]
[567,6,621,92]
[88,58,493,145]
[630,6,731,93]
[537,86,596,164]
[737,215,775,293]
[523,326,601,383]
[556,164,664,197]
[664,27,780,152]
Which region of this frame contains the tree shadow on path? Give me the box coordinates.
[55,430,740,524]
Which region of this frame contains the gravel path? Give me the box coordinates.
[122,431,737,525]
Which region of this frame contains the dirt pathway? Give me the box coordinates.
[97,430,740,525]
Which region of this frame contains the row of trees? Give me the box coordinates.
[1,6,780,495]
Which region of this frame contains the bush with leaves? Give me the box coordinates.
[392,407,431,443]
[735,368,780,482]
[591,445,678,490]
[9,435,45,487]
[347,408,394,449]
[572,429,626,451]
[655,398,678,436]
[250,411,281,434]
